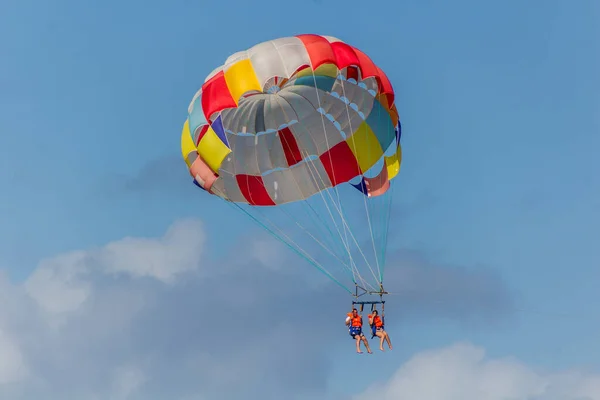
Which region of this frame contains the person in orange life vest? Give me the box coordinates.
[368,309,392,351]
[345,308,372,354]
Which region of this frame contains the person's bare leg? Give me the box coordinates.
[384,332,392,349]
[362,336,372,354]
[355,336,362,353]
[377,332,385,351]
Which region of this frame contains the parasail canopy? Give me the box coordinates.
[181,34,403,297]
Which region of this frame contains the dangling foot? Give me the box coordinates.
[357,350,363,354]
[380,346,385,351]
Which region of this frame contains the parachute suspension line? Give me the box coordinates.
[214,66,388,297]
[269,110,348,276]
[301,151,379,293]
[272,96,357,283]
[230,192,357,294]
[380,183,395,279]
[276,205,354,278]
[303,201,349,266]
[272,95,374,292]
[306,63,357,284]
[338,75,384,287]
[224,103,354,294]
[297,128,381,291]
[282,79,364,288]
[375,108,396,282]
[288,204,352,275]
[297,145,374,291]
[280,86,358,284]
[372,96,392,283]
[302,76,384,291]
[273,95,375,291]
[226,201,353,295]
[301,149,370,289]
[335,187,381,291]
[273,96,353,266]
[373,101,392,287]
[368,196,384,283]
[380,194,391,280]
[371,194,384,281]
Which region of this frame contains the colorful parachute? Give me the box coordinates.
[181,34,402,297]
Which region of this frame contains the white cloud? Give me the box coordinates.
[24,219,205,321]
[249,236,285,271]
[354,343,600,400]
[0,218,326,399]
[96,218,205,283]
[2,218,591,400]
[25,251,92,317]
[0,329,28,384]
[111,365,146,400]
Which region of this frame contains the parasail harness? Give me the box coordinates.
[351,283,387,339]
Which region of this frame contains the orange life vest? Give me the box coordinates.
[347,313,362,327]
[369,314,383,328]
[371,315,383,328]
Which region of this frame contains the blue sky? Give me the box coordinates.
[1,0,599,398]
